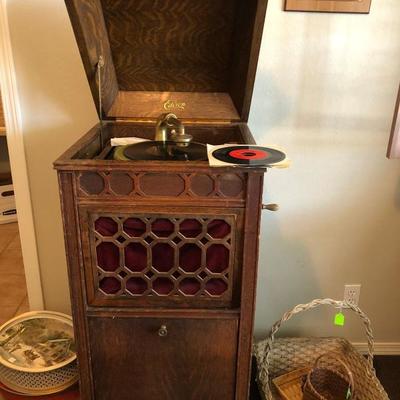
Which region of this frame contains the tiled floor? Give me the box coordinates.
[0,222,29,326]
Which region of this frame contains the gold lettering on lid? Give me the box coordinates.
[163,100,186,111]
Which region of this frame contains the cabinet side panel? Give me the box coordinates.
[58,172,94,400]
[236,172,264,399]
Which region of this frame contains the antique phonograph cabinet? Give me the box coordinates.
[55,1,270,399]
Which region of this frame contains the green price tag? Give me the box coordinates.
[334,312,345,327]
[346,387,352,399]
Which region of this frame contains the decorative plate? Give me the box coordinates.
[0,311,76,372]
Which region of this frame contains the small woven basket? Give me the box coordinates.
[272,368,309,400]
[303,354,354,400]
[253,298,390,400]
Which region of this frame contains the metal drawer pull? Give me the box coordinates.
[158,325,168,337]
[262,204,279,212]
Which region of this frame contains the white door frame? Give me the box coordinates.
[0,0,44,310]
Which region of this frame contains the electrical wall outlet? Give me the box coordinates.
[344,284,361,306]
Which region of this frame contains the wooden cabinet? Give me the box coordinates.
[56,166,264,400]
[56,1,269,399]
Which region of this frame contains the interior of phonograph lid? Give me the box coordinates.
[65,0,268,123]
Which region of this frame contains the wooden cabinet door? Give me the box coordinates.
[88,316,238,400]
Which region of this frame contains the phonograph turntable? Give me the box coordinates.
[54,1,276,399]
[112,113,208,162]
[112,113,287,166]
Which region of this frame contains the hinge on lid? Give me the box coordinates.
[97,56,105,147]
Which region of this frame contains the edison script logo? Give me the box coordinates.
[163,100,186,111]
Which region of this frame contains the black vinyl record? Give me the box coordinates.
[211,146,286,166]
[123,141,207,161]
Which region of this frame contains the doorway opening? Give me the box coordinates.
[0,91,29,325]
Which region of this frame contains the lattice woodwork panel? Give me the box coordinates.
[90,214,236,304]
[77,171,245,200]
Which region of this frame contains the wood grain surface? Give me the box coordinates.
[64,0,269,121]
[108,91,240,121]
[58,172,94,400]
[100,0,238,93]
[235,173,265,399]
[64,0,119,114]
[89,316,238,400]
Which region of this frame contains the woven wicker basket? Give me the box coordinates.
[253,298,390,400]
[272,368,309,400]
[303,354,354,400]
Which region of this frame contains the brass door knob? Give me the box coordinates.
[262,204,279,212]
[158,325,168,337]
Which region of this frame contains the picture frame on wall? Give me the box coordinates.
[387,84,400,159]
[285,0,372,13]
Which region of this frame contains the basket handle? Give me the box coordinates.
[308,353,355,398]
[255,298,374,400]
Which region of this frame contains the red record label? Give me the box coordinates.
[228,149,270,160]
[211,145,286,167]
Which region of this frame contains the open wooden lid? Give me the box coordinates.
[65,0,268,123]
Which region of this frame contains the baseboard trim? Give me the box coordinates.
[352,342,400,355]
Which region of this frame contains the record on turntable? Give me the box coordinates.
[207,144,289,168]
[114,141,207,162]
